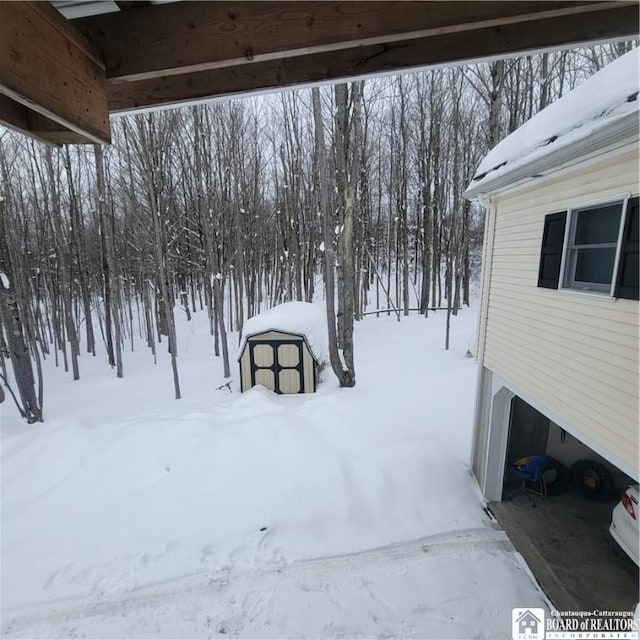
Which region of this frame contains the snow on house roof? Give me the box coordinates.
[238,301,329,364]
[465,47,640,199]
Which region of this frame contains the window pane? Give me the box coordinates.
[574,204,622,245]
[574,247,616,285]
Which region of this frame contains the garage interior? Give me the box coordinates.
[489,396,639,612]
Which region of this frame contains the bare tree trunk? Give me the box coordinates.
[0,191,42,422]
[539,52,550,111]
[462,200,471,307]
[192,105,231,377]
[44,148,80,381]
[213,276,231,378]
[64,148,95,357]
[397,79,410,316]
[313,87,352,387]
[333,83,359,386]
[488,59,505,148]
[94,145,123,378]
[153,209,181,398]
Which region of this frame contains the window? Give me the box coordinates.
[562,201,623,294]
[537,196,639,300]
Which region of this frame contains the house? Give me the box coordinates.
[238,301,328,394]
[464,48,639,502]
[516,610,541,636]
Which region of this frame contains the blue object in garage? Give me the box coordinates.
[509,455,552,507]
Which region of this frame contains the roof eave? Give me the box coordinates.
[237,328,321,364]
[464,110,640,200]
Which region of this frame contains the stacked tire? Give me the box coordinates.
[570,459,614,500]
[540,458,570,496]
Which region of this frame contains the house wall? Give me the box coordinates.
[482,147,639,477]
[471,366,493,488]
[239,330,317,393]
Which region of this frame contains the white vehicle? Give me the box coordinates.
[610,485,639,566]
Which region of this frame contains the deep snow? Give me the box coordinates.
[1,304,548,638]
[238,301,329,364]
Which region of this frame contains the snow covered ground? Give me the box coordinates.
[1,305,548,639]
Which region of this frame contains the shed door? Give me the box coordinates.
[252,344,275,390]
[249,340,304,394]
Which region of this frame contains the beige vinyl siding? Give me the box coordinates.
[484,148,639,471]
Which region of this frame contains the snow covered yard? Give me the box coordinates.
[1,307,548,639]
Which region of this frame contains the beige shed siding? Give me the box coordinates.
[303,349,315,393]
[240,349,253,392]
[484,149,639,471]
[250,330,296,342]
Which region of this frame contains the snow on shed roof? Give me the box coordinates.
[465,48,640,199]
[238,301,329,364]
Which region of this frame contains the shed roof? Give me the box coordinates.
[238,302,329,365]
[465,47,640,199]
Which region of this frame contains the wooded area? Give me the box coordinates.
[0,43,633,420]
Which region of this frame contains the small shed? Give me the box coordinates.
[238,302,328,394]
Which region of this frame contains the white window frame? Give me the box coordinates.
[559,195,630,298]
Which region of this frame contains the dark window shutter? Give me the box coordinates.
[538,211,567,289]
[615,196,639,300]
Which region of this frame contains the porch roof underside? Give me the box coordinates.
[1,1,638,145]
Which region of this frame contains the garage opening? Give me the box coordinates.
[490,396,639,612]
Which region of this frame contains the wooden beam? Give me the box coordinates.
[0,94,54,146]
[0,2,111,144]
[108,4,639,112]
[76,1,630,83]
[114,1,152,11]
[0,95,95,145]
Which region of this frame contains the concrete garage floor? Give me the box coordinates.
[489,493,639,612]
